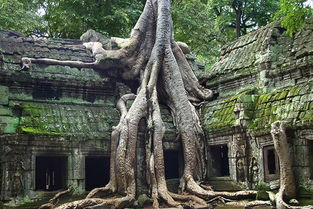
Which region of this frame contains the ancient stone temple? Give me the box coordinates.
[201,21,313,193]
[0,21,312,202]
[0,30,183,200]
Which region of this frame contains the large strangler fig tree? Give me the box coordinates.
[25,0,258,208]
[269,121,313,209]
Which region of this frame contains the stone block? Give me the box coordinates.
[299,129,313,139]
[0,116,19,134]
[0,106,12,116]
[0,85,9,105]
[294,145,309,167]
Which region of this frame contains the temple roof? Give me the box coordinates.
[0,30,120,138]
[202,21,313,136]
[203,21,313,95]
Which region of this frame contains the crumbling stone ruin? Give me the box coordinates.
[201,21,313,194]
[0,20,313,206]
[0,30,186,201]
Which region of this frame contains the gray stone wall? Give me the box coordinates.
[0,20,312,200]
[202,21,313,192]
[0,30,181,201]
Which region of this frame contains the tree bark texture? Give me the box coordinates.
[270,121,313,209]
[22,0,260,208]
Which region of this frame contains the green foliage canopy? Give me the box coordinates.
[172,0,280,66]
[172,0,224,65]
[206,0,280,37]
[41,0,144,39]
[0,0,42,36]
[275,0,313,36]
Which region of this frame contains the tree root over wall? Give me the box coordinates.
[21,0,274,208]
[269,121,313,209]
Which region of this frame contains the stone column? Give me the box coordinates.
[68,148,85,192]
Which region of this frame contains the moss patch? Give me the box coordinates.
[203,88,257,132]
[203,81,313,134]
[17,102,118,138]
[0,116,19,134]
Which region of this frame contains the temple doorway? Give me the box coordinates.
[209,145,230,177]
[35,156,67,191]
[263,145,279,181]
[85,156,110,191]
[164,150,180,179]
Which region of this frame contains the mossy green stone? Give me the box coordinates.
[0,106,12,116]
[256,191,269,200]
[0,85,9,105]
[0,116,19,133]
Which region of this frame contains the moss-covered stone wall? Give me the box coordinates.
[0,30,180,201]
[203,82,313,135]
[0,31,125,200]
[202,21,313,191]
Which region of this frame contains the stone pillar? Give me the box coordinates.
[230,133,248,184]
[0,162,8,200]
[295,130,313,190]
[68,148,85,192]
[23,153,33,198]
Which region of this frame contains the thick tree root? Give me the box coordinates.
[38,189,71,209]
[86,186,113,199]
[29,1,266,209]
[225,200,271,207]
[270,121,313,209]
[53,196,135,209]
[21,57,96,71]
[184,176,257,200]
[170,192,207,205]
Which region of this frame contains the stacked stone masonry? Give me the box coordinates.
[0,30,179,200]
[202,21,313,194]
[0,20,313,201]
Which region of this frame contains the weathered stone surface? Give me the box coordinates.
[1,20,313,202]
[0,29,181,201]
[202,21,313,95]
[202,21,313,192]
[0,86,9,105]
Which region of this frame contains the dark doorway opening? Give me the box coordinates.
[85,156,110,191]
[210,145,230,177]
[267,149,276,174]
[35,156,67,191]
[164,150,180,179]
[263,145,279,182]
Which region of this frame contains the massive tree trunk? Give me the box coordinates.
[23,0,258,208]
[270,121,312,209]
[270,121,298,209]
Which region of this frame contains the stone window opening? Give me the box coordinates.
[85,156,110,191]
[82,89,96,103]
[263,145,279,182]
[32,83,62,100]
[210,145,230,177]
[164,150,180,179]
[35,156,67,191]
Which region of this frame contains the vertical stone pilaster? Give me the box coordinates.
[68,148,85,191]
